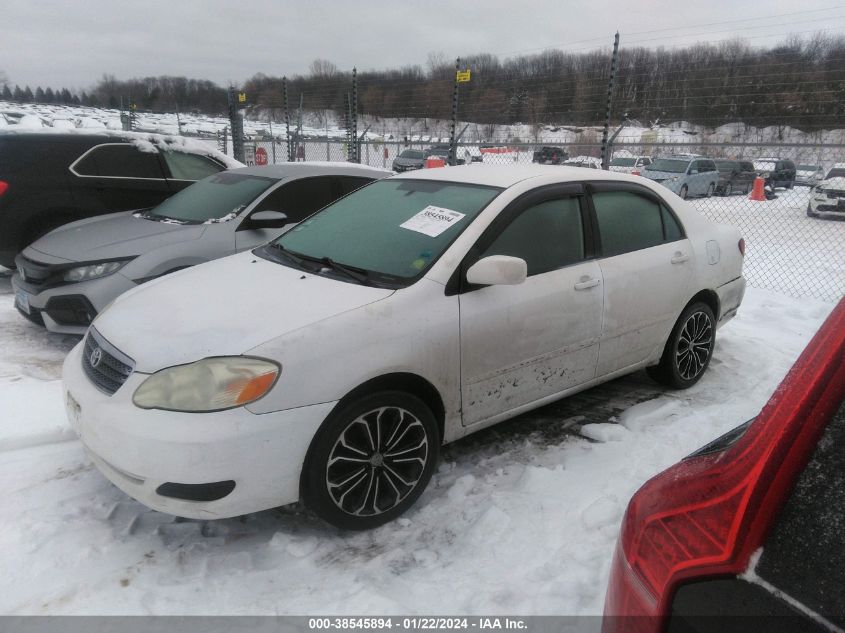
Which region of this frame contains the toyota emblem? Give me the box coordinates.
[89,346,103,368]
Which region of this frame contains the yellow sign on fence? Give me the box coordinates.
[456,70,471,83]
[238,92,247,103]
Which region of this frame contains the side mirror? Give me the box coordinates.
[238,210,288,231]
[466,255,527,286]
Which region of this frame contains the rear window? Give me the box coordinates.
[646,159,689,173]
[610,157,636,167]
[161,151,224,180]
[715,160,738,172]
[399,150,424,159]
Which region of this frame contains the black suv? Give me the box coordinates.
[532,146,569,165]
[0,132,230,268]
[753,157,796,190]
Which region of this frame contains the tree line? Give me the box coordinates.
[3,34,844,131]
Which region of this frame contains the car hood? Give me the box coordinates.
[92,250,395,372]
[27,211,206,263]
[820,177,845,189]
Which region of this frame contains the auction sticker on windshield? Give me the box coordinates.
[400,206,466,237]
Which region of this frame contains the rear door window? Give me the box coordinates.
[592,191,666,257]
[72,143,165,179]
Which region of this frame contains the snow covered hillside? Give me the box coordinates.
[0,268,832,615]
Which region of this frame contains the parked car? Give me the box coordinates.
[63,165,745,530]
[641,157,720,199]
[0,130,238,269]
[532,146,569,165]
[12,163,390,334]
[806,163,845,220]
[391,149,426,172]
[753,157,796,190]
[562,157,601,169]
[714,159,757,196]
[603,296,845,633]
[795,163,825,187]
[608,155,652,174]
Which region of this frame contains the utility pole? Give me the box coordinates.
[449,58,460,166]
[227,86,245,163]
[283,77,291,162]
[600,32,620,170]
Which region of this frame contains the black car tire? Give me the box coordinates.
[724,182,733,196]
[679,185,689,200]
[647,302,716,389]
[705,183,715,198]
[301,390,440,530]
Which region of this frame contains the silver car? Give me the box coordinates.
[641,156,720,199]
[12,163,391,333]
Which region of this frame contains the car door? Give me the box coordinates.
[458,184,603,427]
[687,160,705,195]
[69,142,172,212]
[589,184,693,377]
[234,175,353,250]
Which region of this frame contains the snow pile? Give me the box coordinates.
[0,275,832,615]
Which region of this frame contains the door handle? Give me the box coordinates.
[574,277,600,290]
[671,252,690,264]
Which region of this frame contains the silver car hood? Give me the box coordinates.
[25,211,206,263]
[93,250,395,372]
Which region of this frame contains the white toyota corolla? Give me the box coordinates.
[63,165,746,529]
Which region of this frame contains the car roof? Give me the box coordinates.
[234,162,392,179]
[389,163,647,188]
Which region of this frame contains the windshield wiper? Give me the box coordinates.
[270,245,368,284]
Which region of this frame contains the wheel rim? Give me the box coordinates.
[675,311,713,381]
[326,406,429,517]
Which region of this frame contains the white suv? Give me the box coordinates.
[807,163,845,219]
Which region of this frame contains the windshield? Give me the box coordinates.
[646,159,689,173]
[610,157,635,166]
[146,171,274,223]
[715,160,737,172]
[754,161,776,172]
[399,150,425,159]
[269,179,501,282]
[798,164,820,171]
[825,168,845,179]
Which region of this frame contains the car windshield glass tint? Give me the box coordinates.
[610,157,635,166]
[400,150,424,159]
[146,172,274,223]
[647,159,688,173]
[825,168,845,179]
[797,165,819,171]
[715,160,737,172]
[272,179,501,280]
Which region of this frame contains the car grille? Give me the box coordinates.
[81,328,135,395]
[825,189,845,199]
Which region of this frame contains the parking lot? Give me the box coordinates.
[0,258,832,614]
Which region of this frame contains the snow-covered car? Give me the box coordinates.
[608,155,652,174]
[795,163,824,187]
[603,296,845,633]
[641,157,720,199]
[62,165,746,530]
[806,163,845,220]
[13,163,390,334]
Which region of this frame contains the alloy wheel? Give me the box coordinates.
[675,310,713,381]
[326,406,429,517]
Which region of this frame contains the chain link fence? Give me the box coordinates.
[225,136,845,302]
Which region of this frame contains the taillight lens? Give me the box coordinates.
[631,170,640,176]
[738,238,746,256]
[0,180,8,196]
[603,297,845,630]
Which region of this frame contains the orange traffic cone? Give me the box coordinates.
[749,177,766,201]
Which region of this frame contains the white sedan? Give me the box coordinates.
[62,165,746,530]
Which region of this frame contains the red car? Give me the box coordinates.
[603,297,845,632]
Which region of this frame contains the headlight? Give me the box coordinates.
[63,260,128,282]
[133,357,280,412]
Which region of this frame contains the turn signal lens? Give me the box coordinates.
[133,357,280,412]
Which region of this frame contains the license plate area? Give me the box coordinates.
[15,289,31,314]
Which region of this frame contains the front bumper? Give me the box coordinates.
[62,341,336,519]
[807,195,845,220]
[11,271,136,334]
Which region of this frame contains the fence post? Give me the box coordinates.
[600,32,620,170]
[449,57,460,166]
[350,67,359,163]
[228,86,245,164]
[283,77,292,162]
[269,115,276,164]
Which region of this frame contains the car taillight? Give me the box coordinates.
[603,297,845,633]
[738,238,745,256]
[631,170,640,176]
[0,180,8,196]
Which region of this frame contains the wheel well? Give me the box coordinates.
[336,373,446,442]
[687,289,720,320]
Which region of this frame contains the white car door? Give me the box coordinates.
[459,185,603,427]
[589,185,693,377]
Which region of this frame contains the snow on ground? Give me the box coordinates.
[0,266,833,615]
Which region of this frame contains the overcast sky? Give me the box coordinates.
[3,0,844,90]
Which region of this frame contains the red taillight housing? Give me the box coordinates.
[0,180,8,197]
[631,170,641,176]
[738,238,746,257]
[603,297,845,632]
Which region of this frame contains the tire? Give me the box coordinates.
[724,182,733,197]
[744,181,752,195]
[647,302,716,389]
[787,179,794,190]
[679,185,688,200]
[301,391,440,530]
[705,183,715,198]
